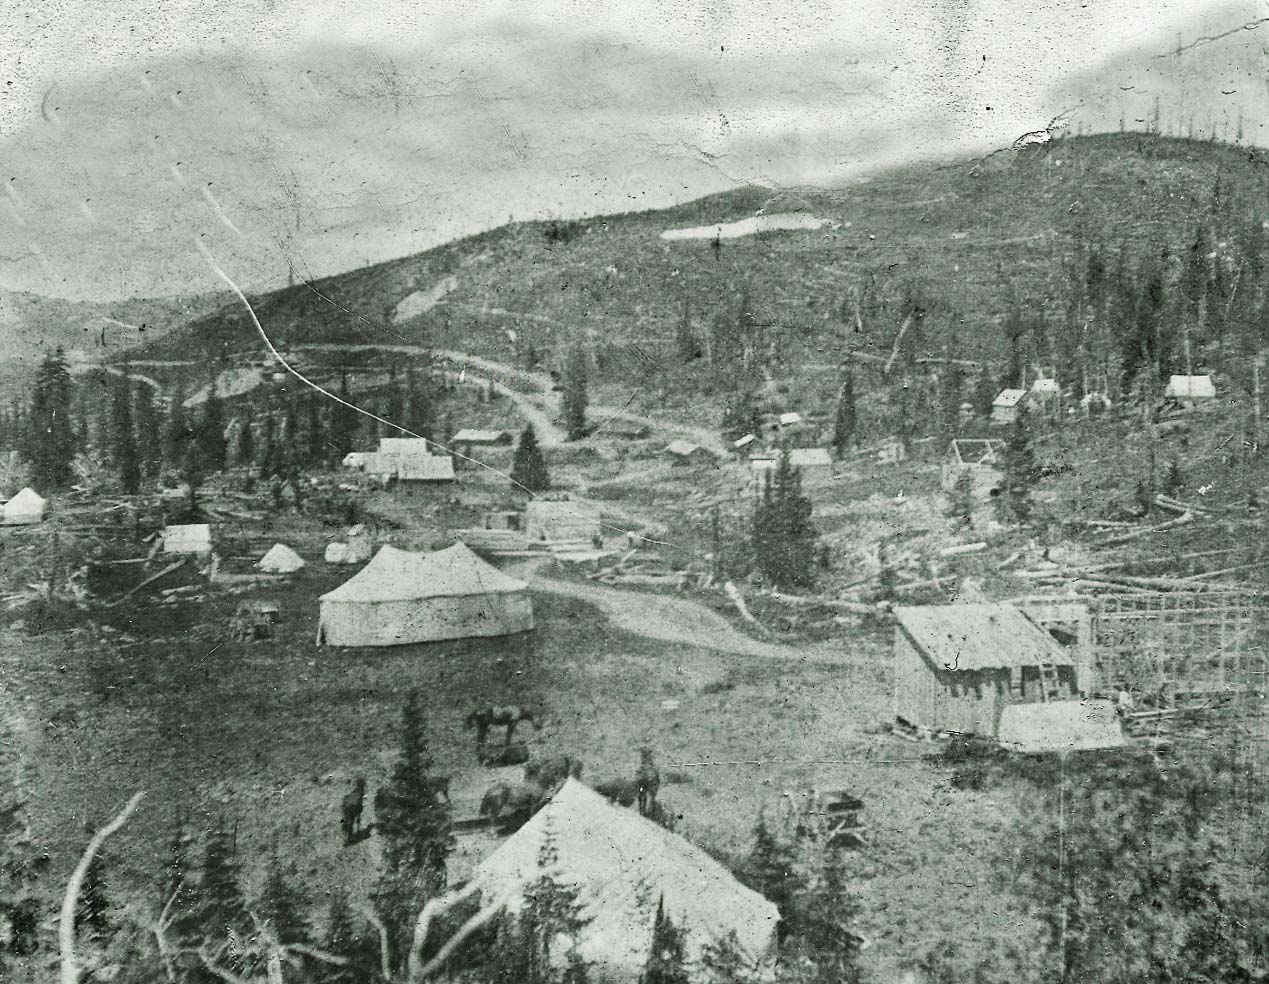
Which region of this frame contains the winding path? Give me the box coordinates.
[528,573,842,665]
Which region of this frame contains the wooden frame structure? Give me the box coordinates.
[1014,591,1266,702]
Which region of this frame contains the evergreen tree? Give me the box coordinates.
[112,380,141,494]
[28,348,76,489]
[403,366,433,441]
[305,396,325,465]
[0,798,48,974]
[832,367,857,456]
[938,362,965,440]
[675,297,700,363]
[191,823,250,967]
[1164,457,1183,496]
[199,379,227,474]
[751,454,817,591]
[562,345,589,441]
[256,850,311,950]
[642,896,689,984]
[795,848,863,984]
[161,385,187,472]
[133,385,161,479]
[257,415,276,481]
[948,467,976,529]
[720,393,758,444]
[511,425,551,494]
[330,373,359,455]
[699,930,754,984]
[373,691,453,971]
[739,813,801,942]
[76,846,112,944]
[1000,406,1037,523]
[316,890,372,984]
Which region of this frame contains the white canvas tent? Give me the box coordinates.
[2,487,46,525]
[162,524,212,555]
[257,543,305,574]
[1164,374,1216,401]
[469,779,779,982]
[317,542,533,646]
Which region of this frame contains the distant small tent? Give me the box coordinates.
[2,487,46,525]
[665,440,718,467]
[162,524,212,555]
[257,543,305,574]
[317,543,534,646]
[469,779,779,983]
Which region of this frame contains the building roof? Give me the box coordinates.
[162,524,212,553]
[1163,374,1216,399]
[469,779,779,979]
[341,452,366,468]
[257,543,305,574]
[948,439,1006,466]
[993,389,1027,408]
[778,411,803,426]
[997,700,1126,754]
[749,455,778,471]
[895,603,1072,671]
[320,543,526,603]
[733,433,756,448]
[1030,378,1061,395]
[379,437,432,455]
[788,448,832,468]
[397,455,456,481]
[452,429,512,444]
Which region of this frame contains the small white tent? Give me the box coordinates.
[257,543,305,574]
[2,487,46,525]
[470,779,779,982]
[317,543,534,646]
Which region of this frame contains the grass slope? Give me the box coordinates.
[130,133,1269,386]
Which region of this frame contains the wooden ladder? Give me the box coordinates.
[1037,663,1061,702]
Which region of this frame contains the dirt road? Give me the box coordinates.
[528,573,841,664]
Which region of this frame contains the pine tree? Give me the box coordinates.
[1164,457,1184,496]
[751,453,817,591]
[795,848,863,984]
[199,379,226,474]
[938,362,965,440]
[832,367,857,456]
[330,373,359,455]
[316,890,372,984]
[948,467,976,529]
[161,385,187,472]
[192,823,250,964]
[133,385,161,479]
[0,798,48,974]
[403,366,433,441]
[720,392,758,444]
[373,691,453,971]
[700,930,753,984]
[740,813,801,942]
[28,348,76,489]
[305,397,325,465]
[643,896,689,984]
[112,380,141,494]
[675,297,700,363]
[1000,406,1037,523]
[76,846,112,944]
[256,851,311,948]
[511,425,550,494]
[257,415,276,481]
[562,345,589,441]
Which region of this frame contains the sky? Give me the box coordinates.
[0,0,1266,301]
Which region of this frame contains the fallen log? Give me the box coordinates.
[938,542,987,557]
[1099,512,1194,546]
[107,560,186,607]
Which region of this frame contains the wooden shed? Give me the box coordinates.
[893,603,1077,737]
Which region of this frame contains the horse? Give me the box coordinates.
[524,754,583,792]
[479,780,546,832]
[635,748,660,818]
[464,705,540,749]
[340,777,366,845]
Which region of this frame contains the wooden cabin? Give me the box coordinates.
[893,603,1077,737]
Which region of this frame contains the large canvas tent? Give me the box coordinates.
[2,487,46,525]
[469,779,779,982]
[317,543,533,646]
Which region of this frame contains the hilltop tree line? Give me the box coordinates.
[0,352,450,496]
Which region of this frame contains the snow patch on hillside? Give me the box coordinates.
[394,275,459,322]
[660,213,826,241]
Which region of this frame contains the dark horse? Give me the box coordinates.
[340,776,366,845]
[464,705,539,750]
[635,748,660,818]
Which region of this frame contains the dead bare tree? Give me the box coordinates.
[60,791,145,984]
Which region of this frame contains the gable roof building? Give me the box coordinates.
[469,779,779,982]
[893,603,1077,737]
[318,543,533,646]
